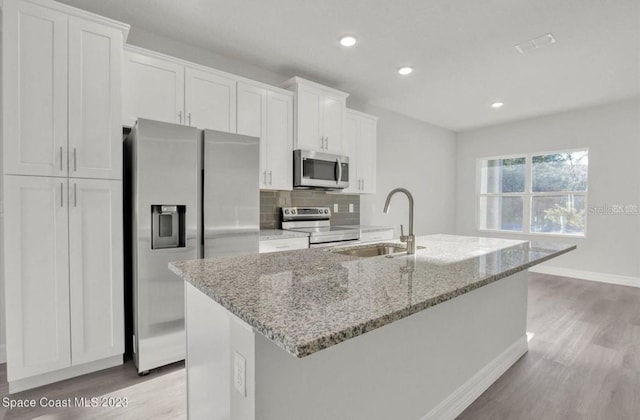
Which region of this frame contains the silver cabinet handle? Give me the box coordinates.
[320,136,324,149]
[59,147,63,171]
[179,111,183,124]
[60,182,64,207]
[325,137,329,150]
[73,183,77,207]
[188,112,192,126]
[263,171,267,185]
[268,171,273,185]
[73,148,77,172]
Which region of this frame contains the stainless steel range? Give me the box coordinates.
[281,207,359,247]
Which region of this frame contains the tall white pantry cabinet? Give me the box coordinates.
[1,0,129,392]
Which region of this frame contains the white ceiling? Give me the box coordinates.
[59,0,640,131]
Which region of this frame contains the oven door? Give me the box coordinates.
[294,150,349,189]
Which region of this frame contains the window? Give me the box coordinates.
[478,149,588,236]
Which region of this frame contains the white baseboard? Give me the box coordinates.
[422,335,528,420]
[0,344,6,364]
[8,355,122,393]
[529,266,640,288]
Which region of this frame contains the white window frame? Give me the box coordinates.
[476,148,588,238]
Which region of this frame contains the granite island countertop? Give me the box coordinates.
[169,234,575,358]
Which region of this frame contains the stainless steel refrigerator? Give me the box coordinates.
[125,118,259,374]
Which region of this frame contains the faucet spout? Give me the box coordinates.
[383,188,416,254]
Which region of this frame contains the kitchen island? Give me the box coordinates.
[170,234,575,420]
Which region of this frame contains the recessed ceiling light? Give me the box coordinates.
[491,102,504,109]
[398,66,413,75]
[339,36,357,47]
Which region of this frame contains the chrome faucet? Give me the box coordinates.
[383,188,416,254]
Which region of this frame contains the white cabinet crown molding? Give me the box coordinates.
[7,0,130,40]
[346,108,379,121]
[124,44,294,97]
[281,76,350,99]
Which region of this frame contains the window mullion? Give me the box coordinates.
[523,155,532,234]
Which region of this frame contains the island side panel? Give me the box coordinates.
[185,282,231,420]
[253,271,529,420]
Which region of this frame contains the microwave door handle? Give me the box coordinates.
[336,157,342,185]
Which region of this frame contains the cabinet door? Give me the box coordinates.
[358,117,377,193]
[343,113,359,193]
[4,176,71,381]
[265,91,294,190]
[295,85,323,151]
[68,17,123,180]
[237,82,268,188]
[69,179,124,365]
[123,50,185,127]
[185,67,237,132]
[322,93,345,154]
[3,1,68,176]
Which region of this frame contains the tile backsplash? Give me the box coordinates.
[260,190,360,229]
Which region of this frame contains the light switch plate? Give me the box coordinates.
[233,351,246,397]
[349,203,354,213]
[333,203,339,213]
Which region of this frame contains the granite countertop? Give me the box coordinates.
[170,234,575,358]
[260,229,310,240]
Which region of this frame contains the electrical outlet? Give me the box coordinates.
[234,352,246,397]
[349,203,354,213]
[333,203,339,213]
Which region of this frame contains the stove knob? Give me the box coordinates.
[324,209,329,214]
[291,209,297,215]
[284,209,290,215]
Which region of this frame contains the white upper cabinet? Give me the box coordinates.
[68,17,123,179]
[185,66,237,132]
[344,109,378,194]
[237,82,293,190]
[283,77,348,155]
[2,0,127,179]
[69,179,124,365]
[124,46,239,133]
[4,176,71,381]
[2,0,69,177]
[123,48,185,127]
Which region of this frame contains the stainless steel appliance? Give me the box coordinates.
[281,206,359,247]
[293,149,349,190]
[125,118,259,374]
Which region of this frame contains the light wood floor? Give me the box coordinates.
[1,273,639,419]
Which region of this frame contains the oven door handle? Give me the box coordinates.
[336,157,342,185]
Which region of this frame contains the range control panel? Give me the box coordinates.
[281,207,331,221]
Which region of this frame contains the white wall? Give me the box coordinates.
[456,98,640,280]
[360,106,457,236]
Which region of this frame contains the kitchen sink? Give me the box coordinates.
[331,243,425,258]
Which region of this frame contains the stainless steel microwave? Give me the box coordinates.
[293,149,349,190]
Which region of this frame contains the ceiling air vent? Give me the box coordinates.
[515,33,556,54]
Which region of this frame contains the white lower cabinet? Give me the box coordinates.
[259,237,308,253]
[4,175,123,385]
[69,179,124,365]
[4,176,71,380]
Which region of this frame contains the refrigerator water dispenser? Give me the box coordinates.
[151,205,186,249]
